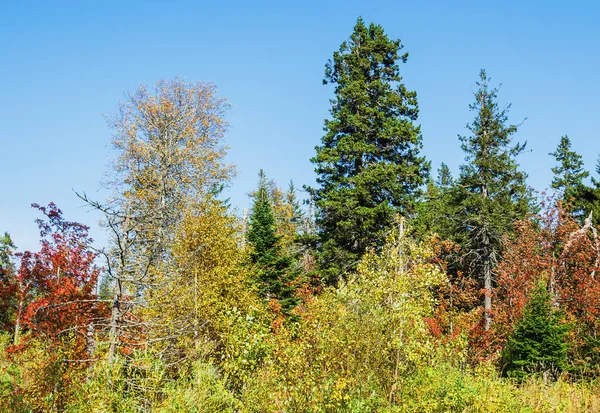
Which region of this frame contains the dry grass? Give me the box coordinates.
[516,378,600,413]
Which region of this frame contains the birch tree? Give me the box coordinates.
[81,78,234,362]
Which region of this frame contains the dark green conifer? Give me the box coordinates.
[502,283,570,380]
[309,17,429,283]
[247,171,299,313]
[413,163,456,239]
[455,70,531,330]
[549,136,593,223]
[550,144,600,226]
[573,156,600,226]
[549,135,589,196]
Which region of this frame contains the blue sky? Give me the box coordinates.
[1,0,599,252]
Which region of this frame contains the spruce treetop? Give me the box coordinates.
[247,170,281,265]
[549,135,589,195]
[459,70,528,208]
[247,170,299,312]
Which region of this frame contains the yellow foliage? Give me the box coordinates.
[143,198,265,368]
[241,219,448,411]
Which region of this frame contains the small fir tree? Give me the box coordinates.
[247,171,299,313]
[502,282,570,380]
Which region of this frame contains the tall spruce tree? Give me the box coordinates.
[247,170,299,313]
[549,136,592,223]
[455,70,531,330]
[309,17,429,283]
[549,136,589,198]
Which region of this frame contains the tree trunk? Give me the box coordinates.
[13,312,21,346]
[13,287,24,345]
[483,255,492,331]
[481,180,492,331]
[108,277,123,363]
[482,227,492,331]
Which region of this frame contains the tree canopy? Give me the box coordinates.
[310,17,429,283]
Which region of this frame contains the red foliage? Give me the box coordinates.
[268,299,285,332]
[492,200,600,365]
[426,199,600,369]
[428,237,481,338]
[2,203,107,353]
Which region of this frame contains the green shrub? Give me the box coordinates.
[502,282,570,380]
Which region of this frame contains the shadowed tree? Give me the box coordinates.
[502,283,569,380]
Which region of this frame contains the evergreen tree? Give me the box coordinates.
[277,180,305,251]
[309,17,429,283]
[284,181,305,233]
[247,171,299,313]
[455,70,531,330]
[549,135,589,196]
[0,232,16,280]
[586,156,600,223]
[563,154,600,227]
[281,181,311,270]
[436,162,454,189]
[248,178,306,254]
[502,283,569,381]
[577,186,600,227]
[413,163,456,239]
[549,136,599,224]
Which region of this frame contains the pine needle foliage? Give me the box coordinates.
[309,17,429,283]
[502,282,570,381]
[247,171,299,313]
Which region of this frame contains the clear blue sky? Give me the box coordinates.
[1,0,599,252]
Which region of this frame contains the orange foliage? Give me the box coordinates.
[3,204,107,355]
[491,200,600,369]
